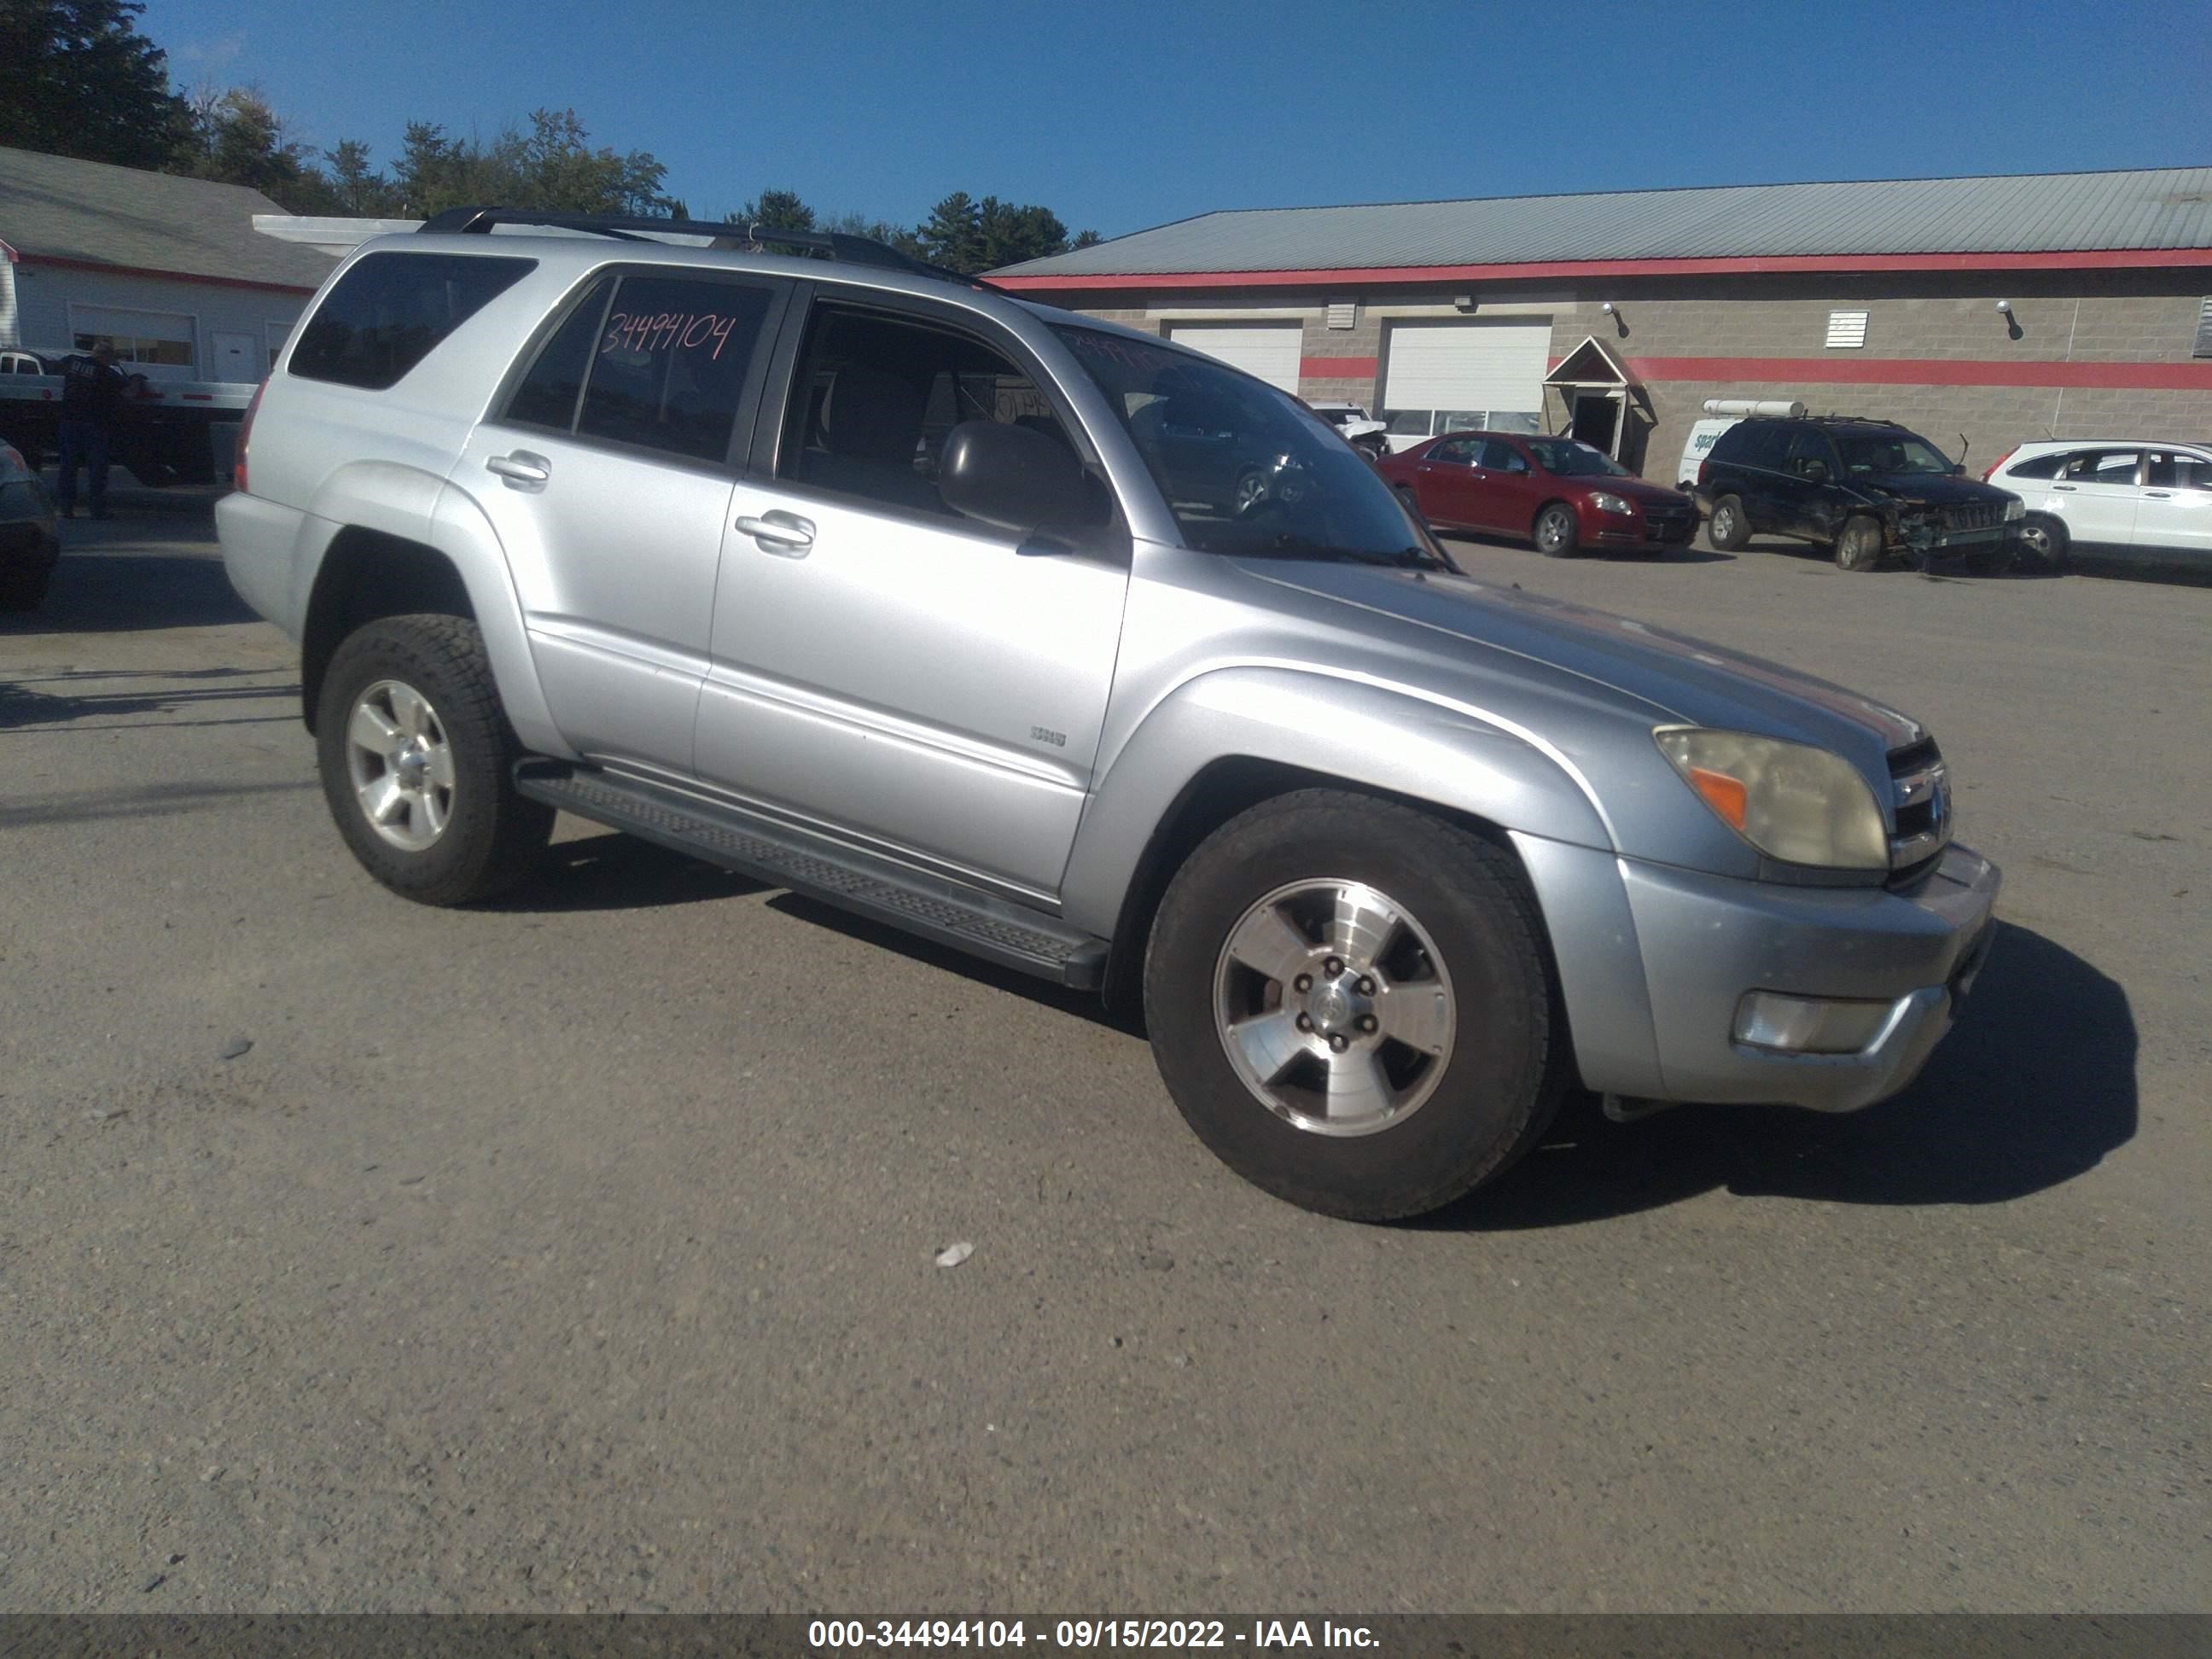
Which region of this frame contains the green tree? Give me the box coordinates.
[0,0,189,169]
[1071,229,1103,249]
[975,197,1068,269]
[322,138,397,217]
[739,188,815,231]
[916,190,983,271]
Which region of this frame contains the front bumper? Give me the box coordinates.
[1585,504,1698,550]
[1617,842,2000,1111]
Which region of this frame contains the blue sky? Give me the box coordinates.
[141,0,2211,236]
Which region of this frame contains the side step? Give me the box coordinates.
[514,760,1109,990]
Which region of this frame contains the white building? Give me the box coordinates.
[0,146,339,382]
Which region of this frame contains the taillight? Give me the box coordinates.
[233,380,265,493]
[1697,457,1711,488]
[1981,445,2015,482]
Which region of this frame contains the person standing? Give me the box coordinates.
[55,341,128,520]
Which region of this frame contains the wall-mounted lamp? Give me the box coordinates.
[1995,299,2022,341]
[1452,293,1477,311]
[1599,300,1627,338]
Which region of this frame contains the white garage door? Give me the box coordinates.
[1378,319,1550,446]
[70,304,196,378]
[1166,323,1303,393]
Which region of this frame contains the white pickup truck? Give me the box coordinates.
[0,353,257,487]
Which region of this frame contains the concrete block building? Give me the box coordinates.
[0,146,336,382]
[994,167,2212,484]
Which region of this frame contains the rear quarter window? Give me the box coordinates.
[290,252,535,391]
[2003,452,2064,480]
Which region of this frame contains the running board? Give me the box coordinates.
[513,760,1109,990]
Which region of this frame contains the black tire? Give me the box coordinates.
[1356,435,1388,463]
[1707,494,1751,550]
[315,614,554,906]
[0,565,50,612]
[1834,515,1886,572]
[1534,503,1580,558]
[1143,789,1567,1221]
[2017,514,2068,573]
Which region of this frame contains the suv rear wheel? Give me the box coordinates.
[1835,515,1887,572]
[315,614,554,905]
[1707,494,1751,550]
[1143,790,1564,1220]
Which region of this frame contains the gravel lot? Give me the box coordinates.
[2,502,2205,1614]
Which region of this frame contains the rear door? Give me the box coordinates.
[2134,449,2212,561]
[699,290,1130,898]
[457,266,790,776]
[2047,448,2143,545]
[1781,427,1842,539]
[1410,436,1484,527]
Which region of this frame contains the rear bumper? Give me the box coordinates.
[213,490,311,637]
[1516,835,2000,1113]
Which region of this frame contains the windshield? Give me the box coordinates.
[1523,438,1630,477]
[1834,429,1953,475]
[1054,325,1446,566]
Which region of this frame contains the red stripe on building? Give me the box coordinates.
[994,247,2212,291]
[1300,355,1378,377]
[19,253,318,295]
[1625,356,2212,390]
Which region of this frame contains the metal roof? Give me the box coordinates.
[0,146,340,289]
[998,167,2212,278]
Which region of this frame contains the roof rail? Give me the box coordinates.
[415,207,992,290]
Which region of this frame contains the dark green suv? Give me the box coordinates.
[1697,416,2025,573]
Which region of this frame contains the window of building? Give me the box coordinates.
[291,252,535,391]
[2194,297,2211,358]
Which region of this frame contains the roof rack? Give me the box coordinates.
[416,207,992,290]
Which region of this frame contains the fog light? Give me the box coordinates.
[1732,991,1896,1055]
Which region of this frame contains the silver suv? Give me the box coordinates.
[218,210,2001,1220]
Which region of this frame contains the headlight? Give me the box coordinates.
[1654,727,1889,870]
[1588,492,1636,516]
[2003,497,2025,521]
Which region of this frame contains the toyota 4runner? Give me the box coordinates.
[218,211,2001,1220]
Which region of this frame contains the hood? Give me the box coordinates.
[1576,474,1691,506]
[1848,471,2015,507]
[1237,558,1926,771]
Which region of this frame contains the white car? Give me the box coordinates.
[1308,401,1390,461]
[1983,439,2212,572]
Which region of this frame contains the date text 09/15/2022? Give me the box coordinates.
[806,1620,1381,1650]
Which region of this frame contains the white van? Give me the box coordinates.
[1677,419,1738,489]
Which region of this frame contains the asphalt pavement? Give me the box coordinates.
[2,503,2205,1614]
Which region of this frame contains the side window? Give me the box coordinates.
[2065,450,2141,484]
[2004,452,2064,480]
[778,304,1074,519]
[1428,438,1476,465]
[504,276,614,432]
[2146,451,2212,491]
[1480,439,1528,473]
[578,275,775,462]
[290,252,535,390]
[1785,428,1836,477]
[1733,423,1788,469]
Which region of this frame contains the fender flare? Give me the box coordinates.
[1059,663,1617,936]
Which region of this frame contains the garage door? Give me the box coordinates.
[70,304,195,378]
[1378,319,1550,445]
[1166,323,1303,393]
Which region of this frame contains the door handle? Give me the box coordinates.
[736,510,815,556]
[2143,491,2172,498]
[2052,484,2076,492]
[486,451,551,487]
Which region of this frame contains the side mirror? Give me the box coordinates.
[940,420,1089,535]
[1950,463,1966,476]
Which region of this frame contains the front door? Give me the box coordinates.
[2134,449,2212,559]
[1569,393,1618,456]
[210,331,258,381]
[699,296,1129,897]
[1476,437,1540,535]
[456,266,789,776]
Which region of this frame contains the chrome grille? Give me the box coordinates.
[1887,738,1952,878]
[1943,503,2003,533]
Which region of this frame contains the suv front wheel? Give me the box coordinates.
[315,614,554,905]
[1144,790,1565,1220]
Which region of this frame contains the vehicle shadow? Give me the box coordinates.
[492,830,771,914]
[1433,920,2135,1229]
[1,545,257,634]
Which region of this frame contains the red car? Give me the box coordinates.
[1376,431,1698,557]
